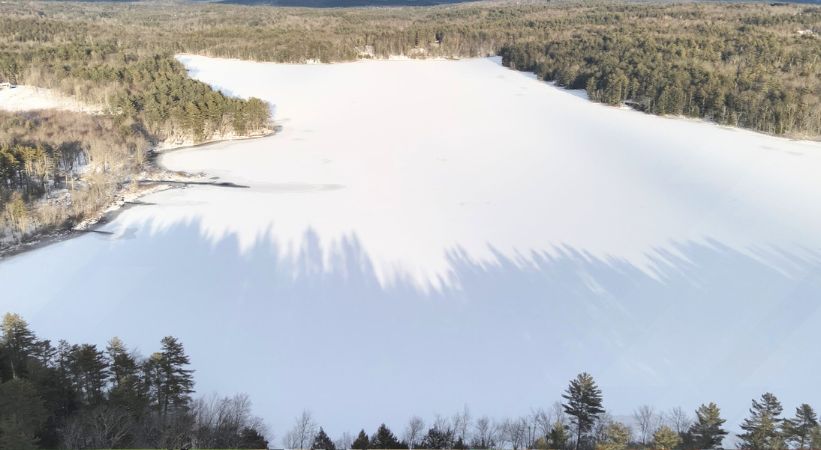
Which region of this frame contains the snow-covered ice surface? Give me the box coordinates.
[0,85,103,113]
[2,55,821,437]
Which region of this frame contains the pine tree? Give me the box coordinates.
[784,404,818,449]
[0,314,276,449]
[418,426,452,450]
[107,337,144,411]
[562,372,605,450]
[68,344,109,405]
[549,420,569,449]
[0,378,46,449]
[147,336,194,422]
[239,426,270,449]
[738,393,785,450]
[534,436,550,450]
[1,313,37,379]
[0,416,38,450]
[687,403,727,449]
[652,425,681,450]
[31,339,56,368]
[353,429,370,450]
[313,427,337,450]
[371,423,404,449]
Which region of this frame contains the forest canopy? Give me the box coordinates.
[2,1,816,138]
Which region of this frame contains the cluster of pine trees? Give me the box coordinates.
[499,20,820,137]
[5,313,821,450]
[551,374,821,450]
[0,313,268,449]
[281,373,820,450]
[0,17,272,144]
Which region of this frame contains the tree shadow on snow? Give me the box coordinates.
[4,220,821,430]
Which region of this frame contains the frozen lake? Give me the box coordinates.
[2,55,821,438]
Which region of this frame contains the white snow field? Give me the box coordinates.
[2,55,821,437]
[0,85,103,113]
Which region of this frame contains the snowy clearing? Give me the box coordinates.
[0,85,103,113]
[1,55,820,437]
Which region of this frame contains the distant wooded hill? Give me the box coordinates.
[43,0,479,4]
[214,0,479,6]
[37,0,821,5]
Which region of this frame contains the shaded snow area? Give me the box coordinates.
[2,55,821,437]
[0,85,103,113]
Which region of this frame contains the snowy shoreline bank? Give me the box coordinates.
[180,53,820,143]
[0,131,275,260]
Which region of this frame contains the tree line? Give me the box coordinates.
[0,17,272,144]
[282,373,819,450]
[498,20,820,137]
[2,2,817,140]
[0,313,269,449]
[4,312,821,449]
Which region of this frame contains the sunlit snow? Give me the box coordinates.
[0,85,103,113]
[2,56,820,437]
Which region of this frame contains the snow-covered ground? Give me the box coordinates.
[0,85,103,113]
[2,55,821,439]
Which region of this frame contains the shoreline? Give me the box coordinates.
[3,53,817,261]
[153,128,277,154]
[0,131,275,261]
[181,53,820,143]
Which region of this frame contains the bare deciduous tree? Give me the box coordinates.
[634,405,660,445]
[666,406,692,436]
[284,410,318,449]
[499,417,529,450]
[440,414,457,448]
[473,416,497,449]
[523,415,539,449]
[62,405,132,450]
[551,401,567,427]
[191,393,266,448]
[593,412,616,445]
[533,408,551,443]
[336,431,354,450]
[452,405,472,444]
[404,416,425,449]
